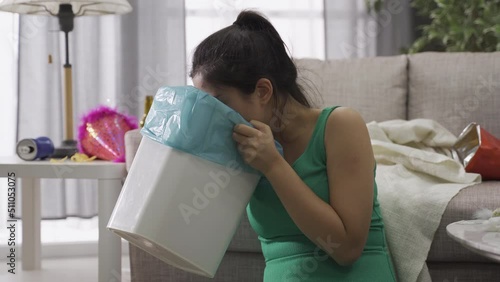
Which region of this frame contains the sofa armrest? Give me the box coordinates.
[124,129,143,172]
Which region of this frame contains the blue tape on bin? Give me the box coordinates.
[141,86,282,174]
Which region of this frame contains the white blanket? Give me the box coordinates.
[368,119,481,282]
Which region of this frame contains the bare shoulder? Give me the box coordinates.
[324,107,373,165]
[325,107,368,138]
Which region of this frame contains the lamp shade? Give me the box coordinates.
[0,0,132,16]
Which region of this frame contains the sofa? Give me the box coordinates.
[124,52,500,281]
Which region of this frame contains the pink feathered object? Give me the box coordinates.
[78,106,138,162]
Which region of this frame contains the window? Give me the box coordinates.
[185,0,325,84]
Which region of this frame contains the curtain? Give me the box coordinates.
[324,0,413,59]
[16,0,186,219]
[376,0,414,56]
[0,12,19,230]
[324,0,375,59]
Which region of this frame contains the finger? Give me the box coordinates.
[235,135,259,149]
[250,120,271,133]
[234,123,260,137]
[232,132,248,144]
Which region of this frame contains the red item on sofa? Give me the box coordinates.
[453,123,500,180]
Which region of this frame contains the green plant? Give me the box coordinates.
[366,0,500,52]
[365,0,384,14]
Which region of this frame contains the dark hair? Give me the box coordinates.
[190,10,310,109]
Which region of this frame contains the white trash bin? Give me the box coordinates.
[107,136,260,277]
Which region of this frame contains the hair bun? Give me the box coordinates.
[233,10,271,31]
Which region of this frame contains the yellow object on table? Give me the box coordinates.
[50,156,68,163]
[71,153,97,162]
[50,153,96,163]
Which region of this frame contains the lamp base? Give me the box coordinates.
[51,139,79,159]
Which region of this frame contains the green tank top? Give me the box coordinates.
[246,107,396,282]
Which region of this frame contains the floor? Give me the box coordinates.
[0,255,131,282]
[1,216,133,281]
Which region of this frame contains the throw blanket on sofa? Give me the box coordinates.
[367,119,481,282]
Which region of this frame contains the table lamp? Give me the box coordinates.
[0,0,132,158]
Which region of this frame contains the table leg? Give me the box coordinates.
[98,179,123,282]
[21,177,41,270]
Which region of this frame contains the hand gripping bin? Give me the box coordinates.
[107,86,261,278]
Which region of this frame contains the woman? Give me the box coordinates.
[191,10,396,282]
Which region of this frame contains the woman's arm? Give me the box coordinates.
[236,108,374,266]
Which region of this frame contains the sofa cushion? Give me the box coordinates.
[408,52,500,137]
[295,56,408,123]
[227,213,263,253]
[427,181,500,262]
